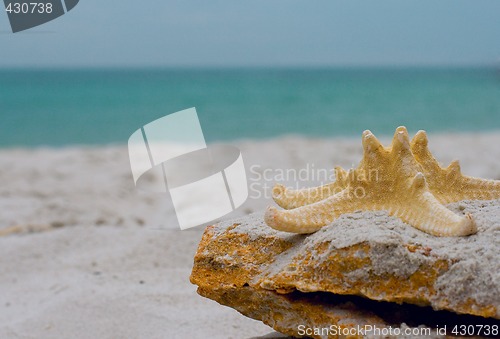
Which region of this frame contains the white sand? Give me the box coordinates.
[1,131,500,338]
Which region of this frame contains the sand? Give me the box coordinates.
[1,131,500,338]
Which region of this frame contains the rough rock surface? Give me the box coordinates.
[191,200,500,337]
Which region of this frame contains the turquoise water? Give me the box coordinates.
[1,68,499,147]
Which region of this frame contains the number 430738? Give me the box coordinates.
[5,2,53,14]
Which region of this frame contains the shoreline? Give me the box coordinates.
[2,128,500,151]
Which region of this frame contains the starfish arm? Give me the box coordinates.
[411,130,500,204]
[272,167,348,210]
[390,174,477,237]
[272,181,342,210]
[441,175,500,203]
[265,189,363,234]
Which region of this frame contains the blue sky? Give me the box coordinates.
[1,0,500,68]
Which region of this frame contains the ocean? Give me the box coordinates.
[1,68,499,147]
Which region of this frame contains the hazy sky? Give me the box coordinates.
[1,0,500,67]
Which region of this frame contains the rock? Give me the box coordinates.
[190,200,500,337]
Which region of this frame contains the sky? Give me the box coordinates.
[1,0,500,68]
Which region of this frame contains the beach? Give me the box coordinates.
[1,131,500,338]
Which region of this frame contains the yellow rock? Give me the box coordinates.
[191,208,500,337]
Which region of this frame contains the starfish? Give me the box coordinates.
[272,130,500,210]
[264,126,499,237]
